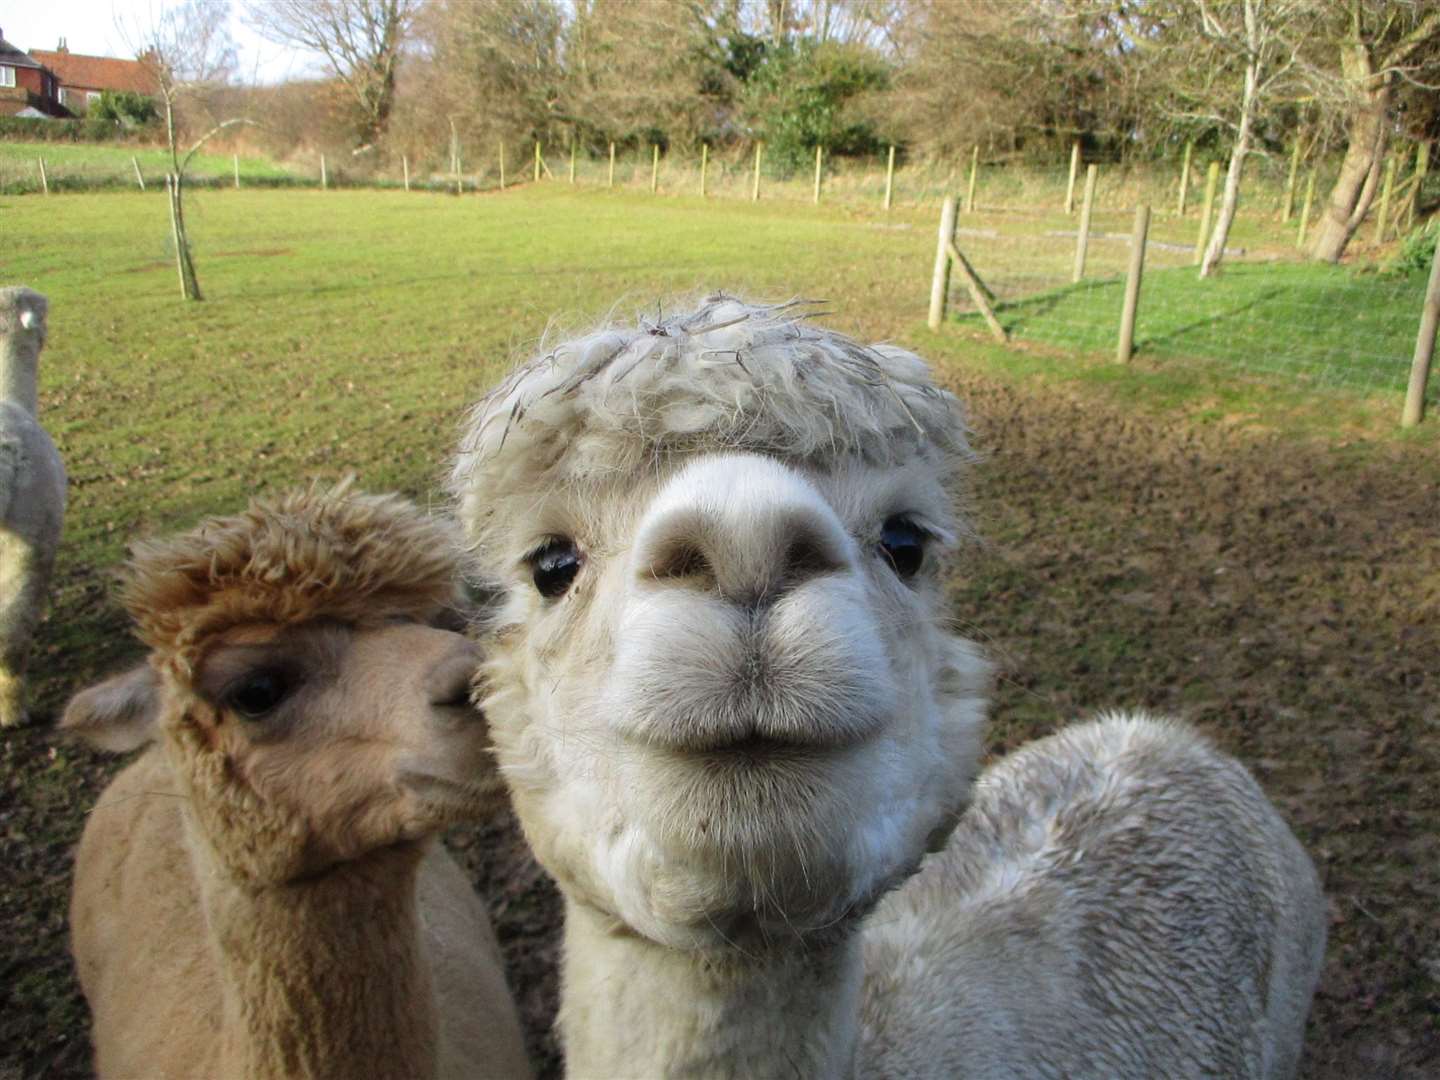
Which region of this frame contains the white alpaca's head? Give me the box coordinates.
[452,296,990,950]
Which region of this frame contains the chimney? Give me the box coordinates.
[58,37,69,53]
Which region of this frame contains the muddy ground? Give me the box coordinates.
[3,367,1437,1078]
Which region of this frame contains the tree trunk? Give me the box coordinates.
[1200,0,1259,279]
[1310,27,1391,264]
[1200,83,1254,276]
[167,173,203,302]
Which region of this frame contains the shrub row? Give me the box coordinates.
[0,171,497,196]
[0,117,162,143]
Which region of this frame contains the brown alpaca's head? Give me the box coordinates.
[63,483,502,884]
[452,297,991,950]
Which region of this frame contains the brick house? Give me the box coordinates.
[29,41,161,115]
[0,28,67,118]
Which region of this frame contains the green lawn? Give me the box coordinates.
[0,139,296,192]
[954,259,1428,392]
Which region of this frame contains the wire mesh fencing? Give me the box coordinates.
[929,187,1437,410]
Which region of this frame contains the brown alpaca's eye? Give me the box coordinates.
[529,538,583,599]
[879,517,926,579]
[224,670,292,719]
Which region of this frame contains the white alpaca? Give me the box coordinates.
[0,286,65,726]
[64,484,531,1080]
[451,295,1326,1079]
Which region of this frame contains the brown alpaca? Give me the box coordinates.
[63,483,531,1080]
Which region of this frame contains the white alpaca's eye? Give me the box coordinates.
[878,517,926,579]
[224,669,293,719]
[529,538,584,599]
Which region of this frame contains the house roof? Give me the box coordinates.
[28,50,159,95]
[0,34,45,70]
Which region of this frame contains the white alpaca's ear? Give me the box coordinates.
[61,665,163,752]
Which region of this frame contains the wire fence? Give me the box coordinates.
[5,135,1432,224]
[927,189,1440,426]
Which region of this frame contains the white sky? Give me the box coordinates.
[1,0,327,84]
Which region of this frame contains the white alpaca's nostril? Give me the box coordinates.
[633,454,855,607]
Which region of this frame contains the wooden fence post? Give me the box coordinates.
[535,140,542,183]
[1066,140,1081,214]
[233,153,240,189]
[1117,204,1151,363]
[1073,163,1098,283]
[1405,142,1429,229]
[813,144,823,204]
[965,145,978,212]
[1401,229,1440,427]
[1280,140,1300,222]
[38,157,48,195]
[1193,161,1219,265]
[1177,142,1193,216]
[947,239,1007,342]
[608,142,615,188]
[928,195,959,330]
[884,145,896,211]
[402,154,410,192]
[320,154,328,190]
[1296,171,1316,249]
[752,142,763,201]
[700,143,708,197]
[499,142,506,189]
[131,155,145,191]
[651,144,659,193]
[569,141,576,184]
[1374,156,1397,243]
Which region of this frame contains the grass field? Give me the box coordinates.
[961,261,1429,391]
[3,185,1438,1077]
[0,139,298,193]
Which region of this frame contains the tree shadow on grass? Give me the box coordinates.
[1133,288,1282,360]
[956,277,1289,368]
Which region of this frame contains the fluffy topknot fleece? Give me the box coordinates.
[451,294,972,536]
[121,481,462,673]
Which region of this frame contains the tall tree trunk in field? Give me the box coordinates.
[1200,0,1260,279]
[1310,31,1389,263]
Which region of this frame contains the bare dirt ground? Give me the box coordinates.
[3,366,1437,1078]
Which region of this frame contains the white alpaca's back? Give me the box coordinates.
[860,713,1325,1079]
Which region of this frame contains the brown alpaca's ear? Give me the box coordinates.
[61,665,163,752]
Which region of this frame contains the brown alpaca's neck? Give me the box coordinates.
[559,897,863,1080]
[198,840,438,1080]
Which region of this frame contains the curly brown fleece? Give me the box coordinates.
[121,480,463,674]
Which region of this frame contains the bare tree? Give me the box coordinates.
[243,0,418,150]
[886,1,1145,161]
[1142,0,1307,278]
[122,0,250,301]
[1301,2,1440,262]
[561,0,735,151]
[415,0,565,152]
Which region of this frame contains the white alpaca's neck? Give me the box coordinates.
[559,897,864,1080]
[197,839,438,1079]
[1,337,39,417]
